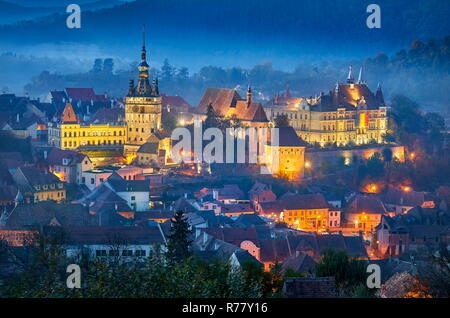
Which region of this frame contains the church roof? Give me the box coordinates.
[61,103,78,123]
[196,88,268,122]
[311,82,384,111]
[275,126,308,147]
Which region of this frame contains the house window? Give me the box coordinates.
[109,250,119,256]
[90,178,94,184]
[135,250,146,257]
[82,177,85,183]
[122,250,133,257]
[131,196,136,201]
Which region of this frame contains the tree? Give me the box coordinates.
[204,104,222,129]
[161,58,174,82]
[382,148,393,163]
[166,210,193,263]
[91,58,103,73]
[103,58,114,74]
[366,152,384,178]
[176,66,189,81]
[315,249,367,294]
[274,114,289,127]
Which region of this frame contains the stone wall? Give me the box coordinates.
[305,144,405,168]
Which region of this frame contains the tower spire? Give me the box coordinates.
[136,25,151,96]
[357,66,363,84]
[347,66,354,84]
[375,82,385,105]
[246,85,252,106]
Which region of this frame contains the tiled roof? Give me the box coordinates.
[196,88,268,122]
[47,148,86,166]
[89,107,124,124]
[61,103,78,123]
[16,166,61,187]
[138,142,159,155]
[288,233,368,259]
[274,126,308,147]
[6,202,91,228]
[381,188,427,207]
[220,203,254,214]
[281,252,317,273]
[311,82,384,111]
[234,213,267,227]
[50,90,68,103]
[283,193,330,210]
[345,194,387,215]
[202,227,260,247]
[48,226,165,245]
[65,88,107,102]
[259,201,284,215]
[260,238,291,262]
[161,94,191,108]
[107,178,149,192]
[0,185,18,201]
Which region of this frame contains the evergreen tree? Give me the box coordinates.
[161,58,174,82]
[204,104,222,129]
[91,58,103,73]
[274,114,289,127]
[176,66,189,81]
[103,58,114,74]
[166,210,193,263]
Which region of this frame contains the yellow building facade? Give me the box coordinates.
[281,193,331,232]
[48,103,127,150]
[264,126,306,183]
[264,68,388,147]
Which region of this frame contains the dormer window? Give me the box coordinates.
[35,185,41,190]
[43,185,48,190]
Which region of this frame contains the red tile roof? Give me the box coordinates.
[282,193,330,210]
[61,103,78,123]
[161,94,191,109]
[196,88,268,122]
[345,194,387,215]
[65,88,107,102]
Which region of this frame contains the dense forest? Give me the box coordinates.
[18,36,450,110]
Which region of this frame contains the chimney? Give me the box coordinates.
[43,150,47,160]
[184,193,187,199]
[213,190,218,200]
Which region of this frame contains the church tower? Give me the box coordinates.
[124,29,162,156]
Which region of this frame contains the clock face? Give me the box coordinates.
[133,106,139,112]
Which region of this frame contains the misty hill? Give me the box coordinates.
[19,36,450,112]
[0,0,449,62]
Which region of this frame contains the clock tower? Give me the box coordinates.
[124,31,162,156]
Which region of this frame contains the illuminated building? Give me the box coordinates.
[47,103,126,150]
[124,31,162,156]
[46,148,93,184]
[264,67,388,147]
[265,126,306,183]
[281,193,331,231]
[12,166,66,203]
[194,86,270,128]
[344,194,387,233]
